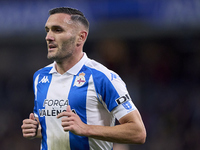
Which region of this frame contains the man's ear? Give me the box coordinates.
[77,31,88,45]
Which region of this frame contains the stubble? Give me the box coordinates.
[47,36,76,63]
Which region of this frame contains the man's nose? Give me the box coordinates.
[45,31,54,41]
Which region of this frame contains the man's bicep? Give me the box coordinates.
[118,109,142,124]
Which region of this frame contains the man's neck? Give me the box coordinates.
[55,51,84,75]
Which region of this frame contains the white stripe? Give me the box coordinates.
[34,74,40,118]
[86,75,113,150]
[45,74,74,150]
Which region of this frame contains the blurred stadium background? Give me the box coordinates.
[0,0,200,149]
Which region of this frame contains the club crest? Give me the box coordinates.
[74,72,86,87]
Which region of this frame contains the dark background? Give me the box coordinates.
[0,0,200,150]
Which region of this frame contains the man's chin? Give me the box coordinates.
[47,54,56,60]
[47,55,62,63]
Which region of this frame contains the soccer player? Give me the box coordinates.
[21,7,146,150]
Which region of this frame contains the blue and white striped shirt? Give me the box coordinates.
[33,53,136,150]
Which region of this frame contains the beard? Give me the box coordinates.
[47,36,76,62]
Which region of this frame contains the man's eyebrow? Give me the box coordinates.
[45,25,63,28]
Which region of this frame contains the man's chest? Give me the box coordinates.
[36,73,98,116]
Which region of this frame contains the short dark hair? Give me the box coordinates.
[49,7,89,31]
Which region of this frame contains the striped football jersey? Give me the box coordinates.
[33,53,136,150]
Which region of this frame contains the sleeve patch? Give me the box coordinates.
[122,101,133,110]
[115,94,131,105]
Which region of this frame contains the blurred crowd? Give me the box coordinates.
[0,35,200,150]
[91,37,200,150]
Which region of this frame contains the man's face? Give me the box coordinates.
[45,13,77,62]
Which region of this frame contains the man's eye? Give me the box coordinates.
[55,28,62,32]
[45,28,49,33]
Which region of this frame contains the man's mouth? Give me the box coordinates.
[48,44,57,50]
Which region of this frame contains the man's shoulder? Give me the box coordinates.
[85,59,109,75]
[33,63,54,77]
[85,59,119,82]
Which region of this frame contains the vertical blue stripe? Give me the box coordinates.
[33,67,53,150]
[68,66,90,150]
[89,68,119,112]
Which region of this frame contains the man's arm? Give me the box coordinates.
[57,105,146,144]
[86,109,146,144]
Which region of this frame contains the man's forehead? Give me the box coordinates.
[46,13,72,25]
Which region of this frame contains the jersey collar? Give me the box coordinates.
[49,52,88,75]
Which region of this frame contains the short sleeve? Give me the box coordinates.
[92,68,137,119]
[112,100,137,120]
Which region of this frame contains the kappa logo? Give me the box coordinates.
[74,72,86,87]
[39,76,49,83]
[111,72,121,81]
[111,72,117,81]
